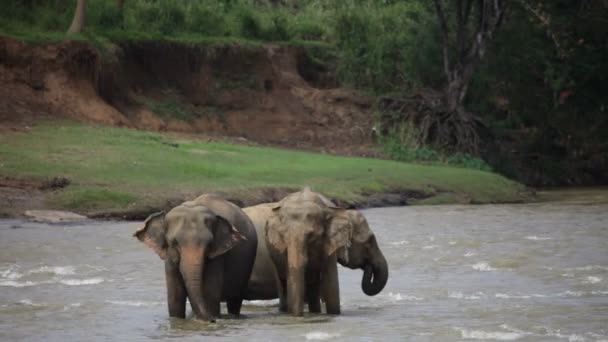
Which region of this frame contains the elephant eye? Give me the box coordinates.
[288,213,303,220]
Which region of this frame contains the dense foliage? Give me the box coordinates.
[1,0,606,184]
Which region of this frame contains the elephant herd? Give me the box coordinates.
[134,187,389,322]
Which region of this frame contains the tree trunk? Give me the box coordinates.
[117,0,124,10]
[67,0,87,34]
[424,0,505,154]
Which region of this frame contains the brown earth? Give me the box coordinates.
[0,37,378,156]
[0,36,391,218]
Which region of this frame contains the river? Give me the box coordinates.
[1,193,607,341]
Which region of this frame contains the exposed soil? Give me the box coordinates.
[0,37,378,156]
[0,36,392,217]
[0,37,535,219]
[0,176,51,218]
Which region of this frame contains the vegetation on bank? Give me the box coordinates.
[1,1,606,186]
[0,122,527,215]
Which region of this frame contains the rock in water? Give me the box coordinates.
[24,210,88,223]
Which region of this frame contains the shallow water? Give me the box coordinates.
[1,196,607,341]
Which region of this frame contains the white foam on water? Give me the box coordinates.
[29,266,76,276]
[245,299,280,307]
[566,265,608,272]
[62,303,82,311]
[495,291,587,299]
[449,291,484,300]
[59,278,104,286]
[84,264,108,272]
[448,241,457,245]
[0,280,49,287]
[472,262,496,271]
[591,291,608,296]
[17,299,47,307]
[496,293,533,299]
[422,245,439,250]
[456,328,524,341]
[385,292,423,301]
[525,236,552,241]
[390,240,410,246]
[0,299,49,308]
[304,332,341,340]
[589,332,608,341]
[499,324,529,334]
[584,276,602,284]
[496,293,532,299]
[464,251,477,257]
[543,329,587,342]
[1,277,104,287]
[105,300,162,307]
[0,265,23,280]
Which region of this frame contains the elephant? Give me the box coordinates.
[134,194,258,321]
[243,188,389,316]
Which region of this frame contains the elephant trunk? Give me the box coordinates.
[179,246,214,321]
[361,241,388,296]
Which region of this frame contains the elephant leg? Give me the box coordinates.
[306,270,321,313]
[276,275,288,312]
[203,258,224,317]
[321,254,341,315]
[165,260,187,318]
[226,299,243,316]
[287,245,307,316]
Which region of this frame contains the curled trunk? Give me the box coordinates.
[361,244,388,296]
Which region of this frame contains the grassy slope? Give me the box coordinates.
[0,121,528,215]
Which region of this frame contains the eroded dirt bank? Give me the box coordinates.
[0,37,533,219]
[0,37,376,156]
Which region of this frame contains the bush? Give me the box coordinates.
[125,0,186,35]
[380,123,491,171]
[186,4,228,36]
[262,13,290,41]
[233,6,262,39]
[332,2,438,92]
[89,1,123,30]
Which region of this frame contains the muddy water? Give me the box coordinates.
[1,196,607,341]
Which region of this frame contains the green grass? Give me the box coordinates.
[0,121,528,214]
[50,188,137,212]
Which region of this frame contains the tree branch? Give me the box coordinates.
[432,0,452,82]
[517,0,567,58]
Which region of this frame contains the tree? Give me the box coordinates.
[67,0,88,34]
[429,0,506,154]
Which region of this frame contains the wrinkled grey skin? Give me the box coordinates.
[244,189,388,316]
[134,194,257,321]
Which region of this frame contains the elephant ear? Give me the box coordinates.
[265,212,287,253]
[325,208,353,257]
[208,216,246,259]
[346,210,373,243]
[134,211,168,260]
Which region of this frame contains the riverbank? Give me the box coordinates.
[0,121,531,219]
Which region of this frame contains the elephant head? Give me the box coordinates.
[329,209,388,296]
[266,188,344,259]
[134,204,245,320]
[265,188,351,315]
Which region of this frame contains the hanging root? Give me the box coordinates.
[379,92,482,155]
